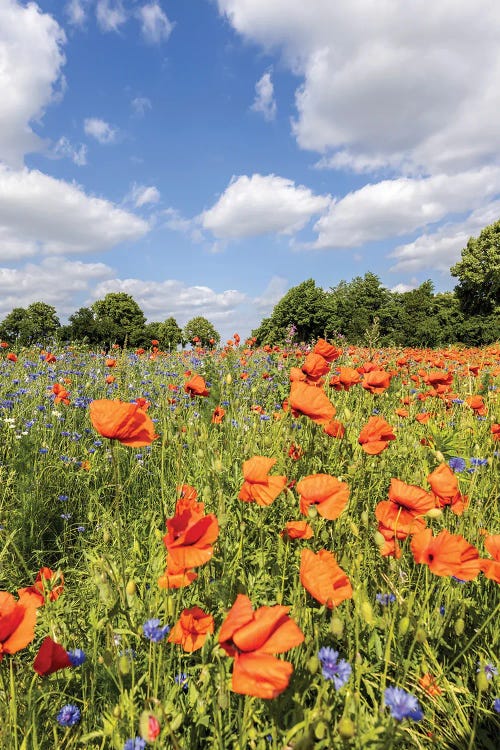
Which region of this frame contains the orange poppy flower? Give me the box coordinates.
[492,424,500,441]
[105,375,115,384]
[280,521,314,540]
[288,443,303,461]
[361,370,392,394]
[52,383,70,405]
[163,496,219,571]
[34,636,72,675]
[415,412,431,424]
[0,591,37,660]
[480,534,500,583]
[313,339,342,362]
[288,381,336,425]
[157,566,198,590]
[427,464,468,515]
[300,549,352,608]
[238,456,287,507]
[6,352,17,362]
[89,399,159,447]
[329,366,361,391]
[105,358,117,367]
[211,406,226,424]
[410,528,481,580]
[289,367,307,383]
[168,606,215,652]
[323,419,345,438]
[395,408,409,418]
[424,370,453,388]
[466,395,487,416]
[185,374,210,397]
[358,416,396,454]
[301,352,330,382]
[296,474,349,520]
[375,479,433,537]
[219,594,304,699]
[18,567,64,608]
[419,673,442,696]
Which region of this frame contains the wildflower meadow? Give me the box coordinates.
[0,337,499,750]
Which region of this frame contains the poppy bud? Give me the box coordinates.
[399,616,410,636]
[454,618,465,636]
[225,374,232,385]
[197,449,204,458]
[374,531,386,547]
[433,451,445,463]
[331,616,344,637]
[139,711,161,743]
[126,580,137,596]
[337,717,356,739]
[343,407,352,421]
[477,671,489,692]
[415,626,427,643]
[307,505,318,519]
[426,507,442,519]
[213,458,223,473]
[307,655,320,674]
[350,522,359,537]
[103,529,111,544]
[361,601,374,627]
[360,511,369,526]
[118,655,131,675]
[113,706,121,718]
[314,721,327,740]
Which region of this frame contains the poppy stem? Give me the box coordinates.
[109,439,130,620]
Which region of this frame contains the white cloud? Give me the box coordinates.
[96,0,127,33]
[253,276,288,310]
[251,71,277,121]
[313,166,500,249]
[391,282,418,294]
[127,183,160,208]
[138,3,174,44]
[131,96,152,117]
[65,0,87,26]
[217,1,500,174]
[90,277,246,324]
[202,173,330,239]
[0,164,149,256]
[53,136,87,166]
[0,0,66,167]
[0,257,113,318]
[84,118,118,144]
[389,199,500,274]
[163,208,204,243]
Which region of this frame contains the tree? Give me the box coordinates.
[253,279,330,344]
[158,317,183,350]
[92,293,146,347]
[62,307,100,344]
[0,307,29,344]
[329,273,389,342]
[183,317,220,347]
[451,219,500,316]
[0,303,59,345]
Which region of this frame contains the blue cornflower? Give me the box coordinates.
[477,662,498,681]
[39,448,48,454]
[67,649,86,666]
[376,593,396,606]
[142,618,170,642]
[175,672,189,691]
[59,495,69,502]
[493,698,500,714]
[317,647,351,689]
[470,458,488,467]
[123,739,146,750]
[384,686,423,721]
[60,513,72,521]
[56,704,81,727]
[448,457,466,473]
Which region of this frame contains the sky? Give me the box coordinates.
[1,0,500,342]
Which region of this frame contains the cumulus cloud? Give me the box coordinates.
[253,276,288,310]
[313,166,500,249]
[131,96,152,117]
[96,0,127,33]
[0,258,113,318]
[0,164,149,256]
[389,199,500,274]
[138,3,174,44]
[126,183,161,208]
[65,0,87,26]
[53,136,87,166]
[84,118,118,144]
[217,1,500,175]
[90,277,246,324]
[251,71,277,121]
[0,0,66,167]
[202,173,330,239]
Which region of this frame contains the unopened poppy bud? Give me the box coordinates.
[213,458,223,473]
[113,705,121,718]
[374,531,386,547]
[225,374,232,384]
[350,522,359,537]
[314,721,327,740]
[360,511,369,526]
[139,711,161,743]
[331,616,344,637]
[307,656,320,674]
[454,618,465,636]
[415,626,427,643]
[399,616,410,636]
[433,451,445,463]
[170,713,183,732]
[477,671,489,692]
[197,449,204,458]
[337,717,356,739]
[103,529,111,544]
[126,580,136,596]
[118,655,131,675]
[426,507,442,519]
[361,600,374,626]
[307,505,318,519]
[343,407,352,421]
[133,540,141,555]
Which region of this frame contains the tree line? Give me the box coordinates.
[1,217,498,349]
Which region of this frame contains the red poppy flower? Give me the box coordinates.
[6,352,17,362]
[52,383,70,405]
[466,395,487,416]
[288,443,303,461]
[375,479,435,537]
[33,636,72,675]
[163,496,219,571]
[219,594,304,699]
[280,521,314,540]
[301,352,330,382]
[410,528,481,580]
[288,381,336,425]
[211,406,226,424]
[296,474,349,520]
[168,606,215,652]
[361,370,392,394]
[323,419,345,438]
[238,456,287,507]
[492,424,500,441]
[313,339,342,362]
[300,549,352,608]
[419,673,442,696]
[480,534,500,583]
[358,416,396,454]
[89,399,159,447]
[185,374,210,397]
[18,567,64,608]
[427,464,468,515]
[0,591,37,660]
[329,366,361,391]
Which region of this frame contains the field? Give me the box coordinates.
[0,339,499,750]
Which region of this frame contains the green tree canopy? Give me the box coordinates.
[451,218,500,316]
[183,317,220,347]
[92,293,146,347]
[252,279,330,344]
[158,317,183,350]
[0,303,60,345]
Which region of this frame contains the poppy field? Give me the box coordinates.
[0,338,499,750]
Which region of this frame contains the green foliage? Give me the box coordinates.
[158,317,183,350]
[0,302,60,345]
[92,293,147,347]
[253,279,330,344]
[183,316,220,347]
[451,218,500,316]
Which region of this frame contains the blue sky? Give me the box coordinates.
[1,1,500,341]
